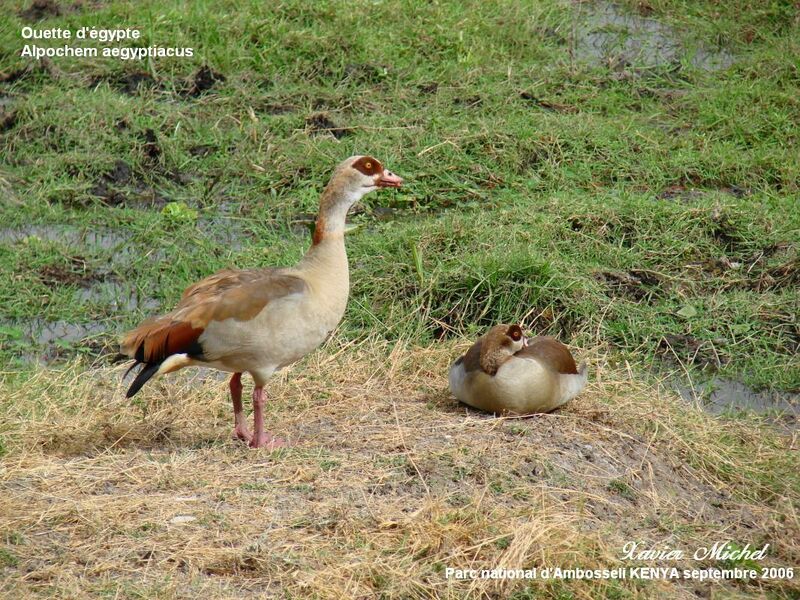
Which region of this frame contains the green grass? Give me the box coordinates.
[1,0,798,393]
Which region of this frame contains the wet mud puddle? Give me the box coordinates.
[0,217,254,364]
[0,225,153,363]
[572,1,735,71]
[671,376,799,430]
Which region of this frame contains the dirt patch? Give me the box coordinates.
[686,241,798,292]
[657,185,706,203]
[0,62,56,88]
[748,256,799,292]
[88,160,132,206]
[720,185,752,198]
[37,256,97,287]
[260,102,294,115]
[105,159,132,185]
[706,208,746,252]
[0,65,34,84]
[90,71,160,96]
[85,160,168,209]
[135,128,193,185]
[417,82,438,94]
[20,0,62,20]
[0,110,18,133]
[452,95,483,109]
[183,66,226,97]
[657,333,723,369]
[140,128,161,161]
[595,269,663,302]
[342,62,388,84]
[570,214,637,248]
[119,72,158,95]
[82,145,189,208]
[311,97,335,111]
[188,144,216,157]
[685,255,741,279]
[305,113,351,139]
[520,92,577,113]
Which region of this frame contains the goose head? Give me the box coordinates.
[479,324,525,375]
[326,155,402,204]
[313,156,402,244]
[352,155,403,191]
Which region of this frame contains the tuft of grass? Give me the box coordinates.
[0,548,18,568]
[607,479,636,502]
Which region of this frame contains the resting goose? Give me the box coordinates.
[121,155,402,448]
[448,324,587,415]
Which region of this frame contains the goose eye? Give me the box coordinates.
[364,161,373,170]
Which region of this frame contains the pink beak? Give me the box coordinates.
[376,169,403,188]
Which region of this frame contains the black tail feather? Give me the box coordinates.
[123,360,141,381]
[126,362,161,398]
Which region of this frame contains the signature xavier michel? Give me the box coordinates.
[621,541,770,562]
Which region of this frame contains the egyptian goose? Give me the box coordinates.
[121,156,402,448]
[448,324,587,415]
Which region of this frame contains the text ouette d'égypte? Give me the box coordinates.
[21,27,142,43]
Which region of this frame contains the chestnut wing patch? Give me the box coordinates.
[516,336,578,374]
[125,318,205,365]
[458,338,484,374]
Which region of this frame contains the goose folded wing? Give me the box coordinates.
[121,268,308,365]
[515,336,578,374]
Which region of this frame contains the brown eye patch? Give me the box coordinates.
[507,325,523,341]
[352,156,383,176]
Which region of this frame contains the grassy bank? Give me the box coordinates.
[1,0,798,390]
[1,0,799,597]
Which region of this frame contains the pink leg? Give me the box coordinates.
[229,373,252,443]
[249,386,286,450]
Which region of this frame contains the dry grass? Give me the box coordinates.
[1,337,798,599]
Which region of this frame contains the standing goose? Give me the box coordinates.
[448,324,587,415]
[121,156,402,448]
